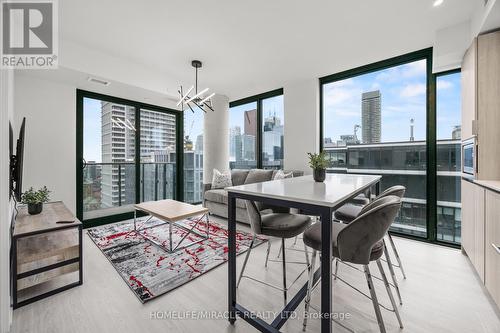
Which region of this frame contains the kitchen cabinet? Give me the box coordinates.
[461,38,477,140]
[485,189,500,309]
[461,180,485,281]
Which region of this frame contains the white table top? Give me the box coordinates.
[226,174,381,208]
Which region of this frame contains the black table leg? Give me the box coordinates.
[320,207,333,333]
[228,193,237,325]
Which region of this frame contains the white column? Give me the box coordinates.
[203,94,229,184]
[283,78,319,174]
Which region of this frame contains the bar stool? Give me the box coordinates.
[237,201,312,306]
[302,196,404,333]
[335,185,407,304]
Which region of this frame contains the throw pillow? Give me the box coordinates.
[244,169,274,184]
[273,170,294,180]
[211,169,233,189]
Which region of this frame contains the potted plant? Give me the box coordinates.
[307,152,328,182]
[21,186,51,215]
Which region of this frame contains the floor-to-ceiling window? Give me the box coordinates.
[321,49,437,241]
[77,90,182,226]
[436,70,462,245]
[229,89,284,170]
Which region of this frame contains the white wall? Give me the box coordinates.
[15,74,77,213]
[0,69,14,333]
[283,78,319,174]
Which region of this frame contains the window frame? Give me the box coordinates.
[434,68,462,246]
[76,89,184,228]
[319,48,460,248]
[229,88,284,169]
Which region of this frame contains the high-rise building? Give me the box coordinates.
[101,103,176,208]
[244,109,257,136]
[262,114,284,163]
[101,102,135,208]
[452,125,461,140]
[229,126,241,160]
[242,134,256,160]
[361,90,381,143]
[195,134,203,153]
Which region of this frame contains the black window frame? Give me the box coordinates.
[229,88,284,169]
[76,89,184,228]
[319,48,461,248]
[434,68,462,246]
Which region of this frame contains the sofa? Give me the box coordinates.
[203,169,304,224]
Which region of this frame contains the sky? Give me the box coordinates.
[323,60,461,143]
[83,97,103,162]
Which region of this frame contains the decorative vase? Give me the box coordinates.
[313,168,326,182]
[28,202,43,215]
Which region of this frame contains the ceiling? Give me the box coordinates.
[59,0,481,100]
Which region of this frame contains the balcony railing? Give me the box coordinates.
[82,162,176,216]
[324,140,462,244]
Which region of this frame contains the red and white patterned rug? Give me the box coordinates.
[87,217,266,303]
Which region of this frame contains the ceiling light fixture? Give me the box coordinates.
[178,60,214,113]
[433,0,444,7]
[87,76,110,86]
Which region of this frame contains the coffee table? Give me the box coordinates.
[132,199,209,253]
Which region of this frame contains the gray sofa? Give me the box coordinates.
[203,169,304,224]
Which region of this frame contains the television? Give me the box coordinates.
[10,117,26,201]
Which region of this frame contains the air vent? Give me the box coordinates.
[87,77,110,86]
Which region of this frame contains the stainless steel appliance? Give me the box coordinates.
[462,137,477,177]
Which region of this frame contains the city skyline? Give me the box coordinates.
[322,60,461,144]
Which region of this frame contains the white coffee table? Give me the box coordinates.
[132,199,209,253]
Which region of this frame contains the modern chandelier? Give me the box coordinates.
[177,60,215,113]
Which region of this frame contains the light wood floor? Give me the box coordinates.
[11,215,500,333]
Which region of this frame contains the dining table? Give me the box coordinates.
[226,173,382,333]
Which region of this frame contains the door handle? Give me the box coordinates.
[492,243,500,255]
[82,158,87,170]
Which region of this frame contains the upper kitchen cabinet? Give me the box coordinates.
[462,30,500,180]
[477,31,500,180]
[461,38,477,141]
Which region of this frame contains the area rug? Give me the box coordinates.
[87,217,266,303]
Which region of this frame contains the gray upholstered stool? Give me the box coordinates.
[237,200,312,306]
[302,196,403,333]
[334,185,407,305]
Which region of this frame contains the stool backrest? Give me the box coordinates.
[337,195,401,265]
[359,185,405,216]
[245,201,263,235]
[379,185,405,199]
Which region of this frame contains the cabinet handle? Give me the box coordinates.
[492,243,500,255]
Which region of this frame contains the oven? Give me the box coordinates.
[462,137,477,177]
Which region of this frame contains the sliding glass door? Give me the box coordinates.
[77,90,182,226]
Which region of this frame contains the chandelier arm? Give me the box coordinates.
[192,100,207,113]
[203,102,214,112]
[186,101,195,113]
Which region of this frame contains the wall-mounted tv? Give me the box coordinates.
[10,117,26,201]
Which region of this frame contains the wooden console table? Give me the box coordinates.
[11,201,83,308]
